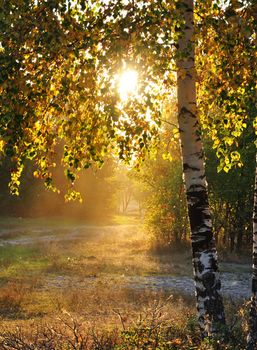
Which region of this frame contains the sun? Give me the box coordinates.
[118,69,138,101]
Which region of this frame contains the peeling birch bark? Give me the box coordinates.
[176,0,225,336]
[247,153,257,349]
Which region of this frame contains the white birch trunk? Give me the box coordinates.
[176,0,225,336]
[247,153,257,349]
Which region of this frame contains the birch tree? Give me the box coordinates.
[176,0,225,335]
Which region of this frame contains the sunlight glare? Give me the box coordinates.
[118,69,138,101]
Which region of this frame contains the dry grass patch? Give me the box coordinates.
[0,296,247,350]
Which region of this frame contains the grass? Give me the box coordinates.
[0,215,192,320]
[0,215,193,280]
[111,213,142,225]
[0,215,251,349]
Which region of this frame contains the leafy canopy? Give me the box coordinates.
[0,0,181,198]
[2,0,255,198]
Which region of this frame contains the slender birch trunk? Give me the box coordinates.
[247,153,257,349]
[176,0,226,335]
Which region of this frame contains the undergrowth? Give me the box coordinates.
[0,297,248,350]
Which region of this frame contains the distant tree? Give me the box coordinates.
[140,154,189,249]
[111,166,135,214]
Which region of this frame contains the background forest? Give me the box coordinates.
[0,119,254,255]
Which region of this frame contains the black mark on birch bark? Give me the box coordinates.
[183,163,200,172]
[179,107,196,119]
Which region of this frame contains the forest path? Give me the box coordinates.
[44,271,250,299]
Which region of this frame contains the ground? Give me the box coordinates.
[0,215,251,349]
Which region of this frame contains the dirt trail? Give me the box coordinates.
[43,272,250,299]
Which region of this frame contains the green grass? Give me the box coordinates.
[0,245,37,261]
[0,245,47,277]
[111,214,143,225]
